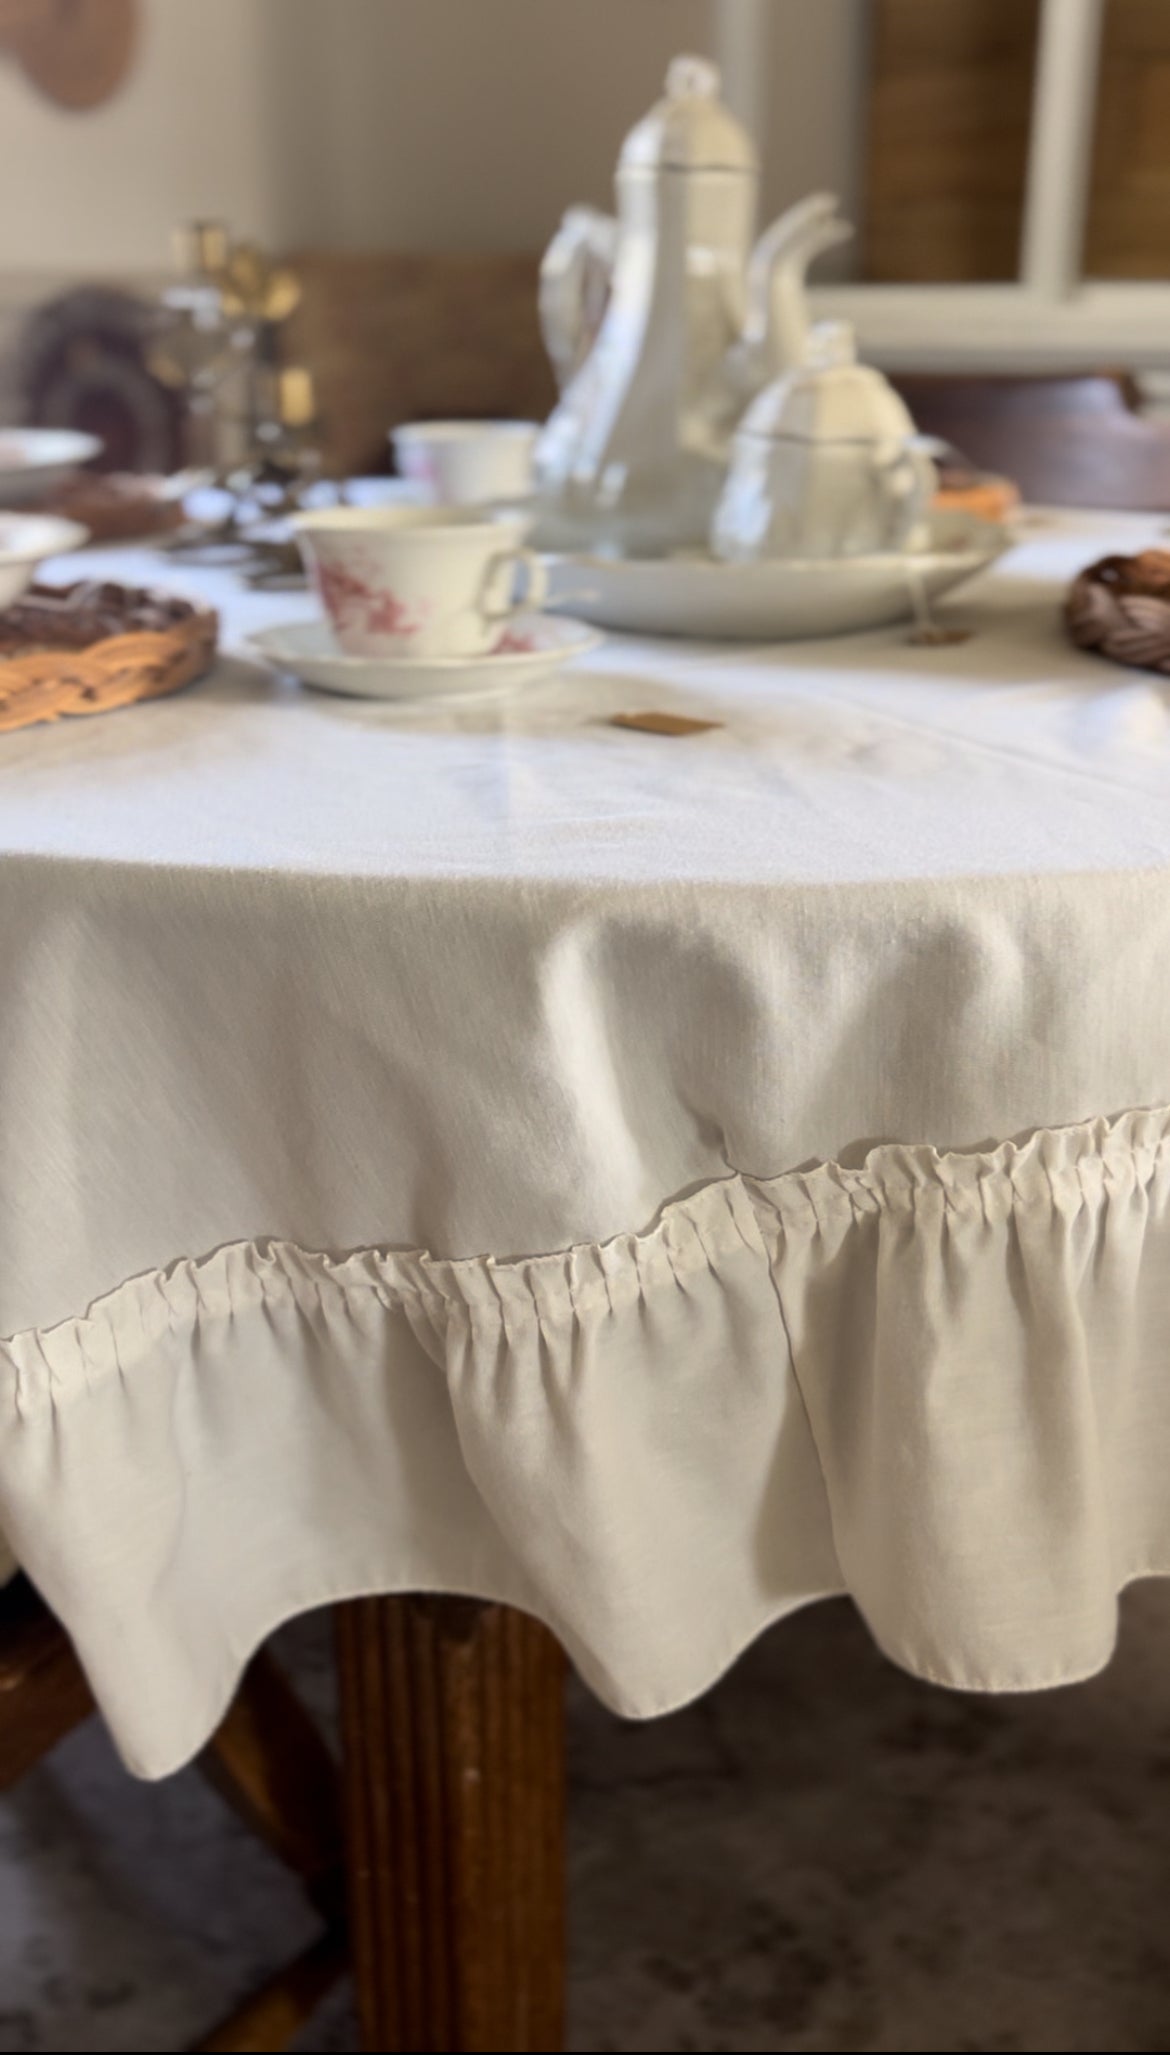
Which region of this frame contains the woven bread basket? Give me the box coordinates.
[0,580,217,733]
[1065,549,1170,675]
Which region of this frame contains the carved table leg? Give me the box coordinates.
[335,1596,566,2054]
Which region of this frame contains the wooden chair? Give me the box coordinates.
[13,285,189,475]
[892,371,1170,511]
[0,1573,347,2053]
[281,251,557,477]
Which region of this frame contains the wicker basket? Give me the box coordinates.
[1065,549,1170,675]
[0,580,217,733]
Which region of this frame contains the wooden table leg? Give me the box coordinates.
[335,1595,566,2054]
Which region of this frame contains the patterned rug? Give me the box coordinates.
[4,1586,1170,2052]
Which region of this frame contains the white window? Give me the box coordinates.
[715,0,1170,371]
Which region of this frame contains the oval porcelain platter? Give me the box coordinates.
[540,511,1012,642]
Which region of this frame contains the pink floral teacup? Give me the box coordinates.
[292,506,547,659]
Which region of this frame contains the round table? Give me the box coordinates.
[2,508,1170,2049]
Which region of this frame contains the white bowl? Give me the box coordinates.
[0,514,89,609]
[0,430,102,507]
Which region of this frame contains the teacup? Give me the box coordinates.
[292,506,547,659]
[391,420,538,507]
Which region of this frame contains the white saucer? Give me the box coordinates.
[248,611,602,703]
[542,510,1011,641]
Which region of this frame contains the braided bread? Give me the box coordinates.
[1065,550,1170,675]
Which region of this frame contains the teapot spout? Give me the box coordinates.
[742,191,853,382]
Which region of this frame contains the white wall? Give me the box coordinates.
[268,0,711,252]
[757,0,869,270]
[0,0,285,273]
[0,0,865,274]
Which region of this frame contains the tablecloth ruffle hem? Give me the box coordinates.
[2,1101,1169,1778]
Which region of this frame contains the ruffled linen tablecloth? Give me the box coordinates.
[1,508,1169,1777]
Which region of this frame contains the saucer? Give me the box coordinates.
[541,510,1011,641]
[248,611,602,703]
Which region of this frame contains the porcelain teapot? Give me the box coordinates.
[532,55,851,558]
[710,320,938,562]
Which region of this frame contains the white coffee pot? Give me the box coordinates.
[533,55,850,558]
[710,320,938,562]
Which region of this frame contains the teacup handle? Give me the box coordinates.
[873,433,937,544]
[483,547,549,619]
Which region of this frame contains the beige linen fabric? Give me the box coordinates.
[1,509,1169,1774]
[2,1108,1170,1776]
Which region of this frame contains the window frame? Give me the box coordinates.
[716,0,1170,370]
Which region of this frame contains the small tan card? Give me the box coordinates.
[607,710,723,736]
[906,626,974,648]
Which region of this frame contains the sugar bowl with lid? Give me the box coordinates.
[710,321,937,562]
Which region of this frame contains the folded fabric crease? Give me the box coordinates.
[2,1101,1169,1778]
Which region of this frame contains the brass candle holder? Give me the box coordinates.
[153,220,326,582]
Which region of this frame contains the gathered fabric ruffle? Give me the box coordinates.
[2,1103,1170,1776]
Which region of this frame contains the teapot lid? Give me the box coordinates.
[620,56,757,174]
[738,320,916,443]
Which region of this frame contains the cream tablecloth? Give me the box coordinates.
[2,508,1170,1776]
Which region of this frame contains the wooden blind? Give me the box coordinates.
[866,0,1170,283]
[1085,0,1170,276]
[864,0,1041,282]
